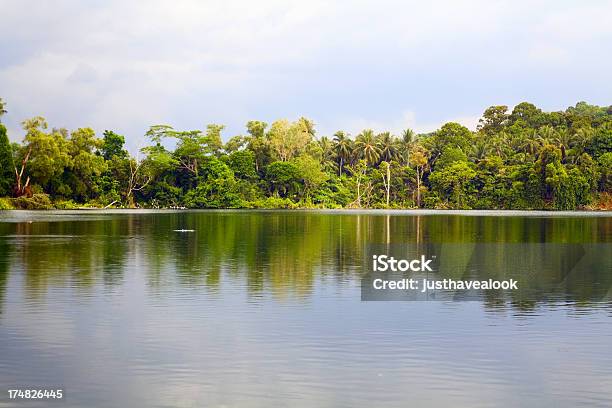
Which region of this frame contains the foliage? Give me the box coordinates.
[101,130,128,160]
[0,125,14,196]
[429,161,477,208]
[267,118,313,161]
[266,161,301,198]
[597,152,612,192]
[226,150,257,180]
[0,197,13,210]
[11,193,53,210]
[0,99,610,210]
[183,157,240,208]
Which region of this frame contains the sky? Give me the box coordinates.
[1,0,612,152]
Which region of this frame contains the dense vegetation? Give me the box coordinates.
[0,98,610,210]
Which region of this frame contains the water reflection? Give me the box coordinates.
[0,211,611,408]
[0,211,610,309]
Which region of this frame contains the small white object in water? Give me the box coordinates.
[173,229,195,232]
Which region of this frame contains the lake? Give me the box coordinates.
[0,210,611,407]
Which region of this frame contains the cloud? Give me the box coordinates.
[0,0,611,151]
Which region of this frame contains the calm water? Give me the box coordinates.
[0,210,611,407]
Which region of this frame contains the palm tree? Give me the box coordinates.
[318,136,336,173]
[574,127,594,147]
[378,132,399,163]
[333,131,352,176]
[399,129,416,165]
[355,129,381,165]
[318,136,333,157]
[470,140,490,162]
[552,128,575,161]
[402,129,415,144]
[520,129,542,157]
[488,130,513,158]
[298,117,316,138]
[410,145,429,208]
[568,127,594,163]
[538,125,556,143]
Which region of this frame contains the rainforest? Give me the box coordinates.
[0,99,610,211]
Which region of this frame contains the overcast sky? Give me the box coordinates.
[1,0,611,152]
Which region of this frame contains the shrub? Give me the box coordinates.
[0,197,14,210]
[250,196,299,209]
[54,199,78,209]
[11,193,54,210]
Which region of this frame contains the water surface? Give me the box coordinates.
[0,210,611,407]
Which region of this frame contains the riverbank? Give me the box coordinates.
[1,192,611,211]
[0,193,612,210]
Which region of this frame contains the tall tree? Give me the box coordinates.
[245,120,269,172]
[21,117,72,190]
[204,124,224,156]
[101,130,128,160]
[355,129,381,165]
[267,119,313,161]
[378,132,399,163]
[380,161,391,207]
[65,128,106,201]
[333,131,352,176]
[410,145,429,207]
[0,124,14,195]
[399,129,415,165]
[478,105,509,135]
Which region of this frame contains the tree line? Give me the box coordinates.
[0,98,611,210]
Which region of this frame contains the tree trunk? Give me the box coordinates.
[13,146,32,197]
[385,163,390,207]
[416,167,421,208]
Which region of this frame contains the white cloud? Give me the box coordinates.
[0,0,611,150]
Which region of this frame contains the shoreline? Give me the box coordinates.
[1,207,611,217]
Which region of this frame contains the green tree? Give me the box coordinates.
[245,120,269,172]
[410,146,429,207]
[224,135,246,154]
[531,144,562,203]
[333,131,352,175]
[378,132,399,163]
[545,164,590,209]
[101,130,128,160]
[429,161,476,208]
[21,117,72,191]
[380,161,392,207]
[204,124,224,156]
[509,102,545,128]
[398,129,416,165]
[184,157,240,208]
[266,161,301,198]
[0,100,608,210]
[355,129,381,165]
[478,105,509,135]
[267,119,313,161]
[588,123,612,158]
[426,122,472,159]
[292,155,328,199]
[434,147,468,170]
[597,152,612,192]
[227,150,258,180]
[0,124,14,196]
[64,128,106,201]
